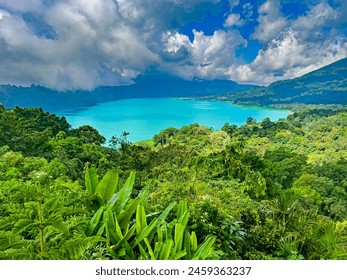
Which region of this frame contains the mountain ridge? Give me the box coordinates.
[1,58,346,112]
[210,58,347,106]
[0,75,255,112]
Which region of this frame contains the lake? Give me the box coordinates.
[58,98,289,142]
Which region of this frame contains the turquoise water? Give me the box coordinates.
[58,98,288,142]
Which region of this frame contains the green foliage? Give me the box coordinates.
[336,221,347,253]
[293,174,347,220]
[84,170,219,260]
[153,127,179,147]
[208,58,347,106]
[1,105,347,259]
[0,171,97,259]
[109,132,131,154]
[71,125,106,145]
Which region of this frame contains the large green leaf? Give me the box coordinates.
[144,237,156,260]
[157,226,164,243]
[137,242,150,260]
[159,239,173,260]
[153,241,162,258]
[104,209,118,245]
[118,190,149,229]
[192,235,216,260]
[114,224,136,250]
[107,193,119,208]
[133,218,158,248]
[177,201,187,219]
[172,250,187,260]
[147,201,176,243]
[174,223,185,253]
[177,211,189,229]
[96,170,118,202]
[184,232,192,259]
[85,206,105,236]
[85,164,92,194]
[133,201,176,248]
[135,205,147,236]
[85,165,99,194]
[190,231,198,252]
[114,171,135,214]
[95,224,105,236]
[156,201,176,226]
[103,209,115,232]
[114,217,124,240]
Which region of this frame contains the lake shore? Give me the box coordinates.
[57,97,289,143]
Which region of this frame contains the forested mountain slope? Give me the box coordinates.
[0,104,347,260]
[211,58,347,106]
[0,75,254,112]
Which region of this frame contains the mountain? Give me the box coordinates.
[0,74,254,112]
[1,59,346,112]
[212,58,347,106]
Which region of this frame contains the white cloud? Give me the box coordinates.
[0,0,230,89]
[239,0,347,85]
[228,0,240,9]
[292,2,338,40]
[163,31,192,54]
[232,30,347,85]
[162,29,245,79]
[0,0,159,90]
[334,0,347,25]
[224,13,244,27]
[0,0,346,89]
[252,0,287,43]
[0,0,45,12]
[241,3,254,19]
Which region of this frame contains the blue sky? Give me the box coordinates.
[0,0,346,90]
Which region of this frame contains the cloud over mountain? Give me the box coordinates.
[0,0,346,90]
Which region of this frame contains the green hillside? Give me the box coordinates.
[0,104,347,260]
[212,58,347,106]
[0,75,254,112]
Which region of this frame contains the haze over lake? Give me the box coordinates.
[58,98,288,142]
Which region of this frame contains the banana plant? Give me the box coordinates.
[85,167,219,260]
[105,201,218,260]
[85,168,150,258]
[136,201,219,260]
[85,165,120,205]
[104,202,176,259]
[85,169,148,235]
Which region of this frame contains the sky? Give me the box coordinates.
[0,0,346,90]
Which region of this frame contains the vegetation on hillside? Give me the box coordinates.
[0,75,254,112]
[0,104,347,259]
[205,57,347,107]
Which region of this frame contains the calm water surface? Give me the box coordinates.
[58,98,288,142]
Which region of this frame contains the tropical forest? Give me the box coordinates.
[0,103,347,260]
[1,0,347,265]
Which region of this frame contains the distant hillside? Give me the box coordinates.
[211,58,347,106]
[0,74,254,112]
